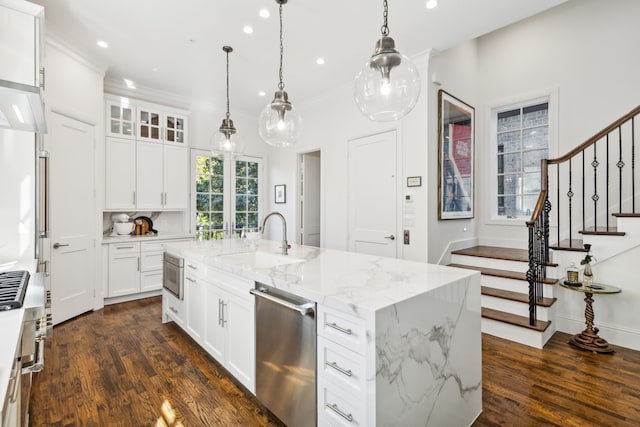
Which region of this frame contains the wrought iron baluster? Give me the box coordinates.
[582,151,586,234]
[568,159,573,247]
[618,125,624,214]
[606,133,610,230]
[556,163,560,246]
[633,117,636,213]
[592,142,599,231]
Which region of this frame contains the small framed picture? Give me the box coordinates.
[274,184,286,204]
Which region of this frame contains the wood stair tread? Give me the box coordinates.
[451,246,558,267]
[579,226,625,236]
[481,286,556,307]
[451,245,529,262]
[448,263,558,285]
[612,213,640,217]
[482,307,551,332]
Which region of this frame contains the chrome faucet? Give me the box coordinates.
[261,211,291,255]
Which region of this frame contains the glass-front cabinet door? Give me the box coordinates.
[106,100,135,139]
[192,150,262,240]
[165,113,187,144]
[137,105,162,143]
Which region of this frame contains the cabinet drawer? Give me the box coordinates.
[317,306,367,355]
[318,336,366,396]
[141,250,163,271]
[164,290,184,325]
[141,241,166,252]
[141,270,163,292]
[318,376,366,427]
[109,241,140,254]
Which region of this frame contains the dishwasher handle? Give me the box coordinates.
[250,288,315,316]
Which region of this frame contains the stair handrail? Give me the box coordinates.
[526,104,640,326]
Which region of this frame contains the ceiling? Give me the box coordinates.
[30,0,567,116]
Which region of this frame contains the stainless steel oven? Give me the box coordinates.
[163,253,184,299]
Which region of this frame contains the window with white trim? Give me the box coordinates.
[495,101,549,218]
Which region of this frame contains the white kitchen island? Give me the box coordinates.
[163,239,482,427]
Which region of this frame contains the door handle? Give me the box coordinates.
[384,235,396,240]
[53,243,69,249]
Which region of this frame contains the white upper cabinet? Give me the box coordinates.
[137,104,163,143]
[165,112,187,145]
[104,95,189,210]
[0,1,43,86]
[106,100,136,140]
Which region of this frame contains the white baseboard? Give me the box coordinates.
[104,290,162,306]
[437,237,479,265]
[556,315,640,351]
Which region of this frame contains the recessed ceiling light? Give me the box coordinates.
[97,40,109,48]
[124,79,136,89]
[426,0,438,9]
[316,57,325,65]
[258,91,266,97]
[243,25,254,34]
[259,9,270,18]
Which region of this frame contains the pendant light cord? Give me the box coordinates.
[381,0,389,36]
[278,3,285,91]
[225,48,231,119]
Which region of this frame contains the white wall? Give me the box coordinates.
[265,53,432,261]
[475,0,640,246]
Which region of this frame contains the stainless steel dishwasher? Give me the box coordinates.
[251,283,317,427]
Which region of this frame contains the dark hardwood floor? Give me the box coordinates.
[30,297,640,426]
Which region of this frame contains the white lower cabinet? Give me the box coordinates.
[178,259,255,393]
[108,242,141,297]
[108,239,187,298]
[163,289,184,326]
[317,305,369,427]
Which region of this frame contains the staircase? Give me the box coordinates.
[453,105,640,349]
[449,246,558,348]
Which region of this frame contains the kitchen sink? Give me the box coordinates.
[216,251,306,269]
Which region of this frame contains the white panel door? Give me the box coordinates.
[301,152,321,247]
[348,130,398,257]
[49,113,95,324]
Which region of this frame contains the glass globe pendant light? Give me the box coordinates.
[212,46,245,155]
[354,0,421,122]
[258,0,302,148]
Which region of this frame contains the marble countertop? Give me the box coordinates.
[164,239,479,314]
[101,233,193,244]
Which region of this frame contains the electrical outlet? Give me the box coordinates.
[404,229,410,245]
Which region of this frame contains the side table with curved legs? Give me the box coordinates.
[560,281,621,353]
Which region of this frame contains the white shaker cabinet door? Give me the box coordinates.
[108,252,140,297]
[136,141,164,210]
[105,137,136,210]
[185,274,205,343]
[163,145,188,209]
[224,292,255,393]
[203,284,226,363]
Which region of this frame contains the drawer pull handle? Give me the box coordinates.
[116,245,135,249]
[326,361,352,377]
[187,264,198,270]
[185,277,196,283]
[169,306,178,314]
[326,403,353,422]
[325,322,352,335]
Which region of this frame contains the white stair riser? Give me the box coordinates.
[481,275,555,299]
[451,254,529,273]
[482,318,556,349]
[481,295,554,322]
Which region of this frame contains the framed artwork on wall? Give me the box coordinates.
[438,89,475,220]
[274,184,286,204]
